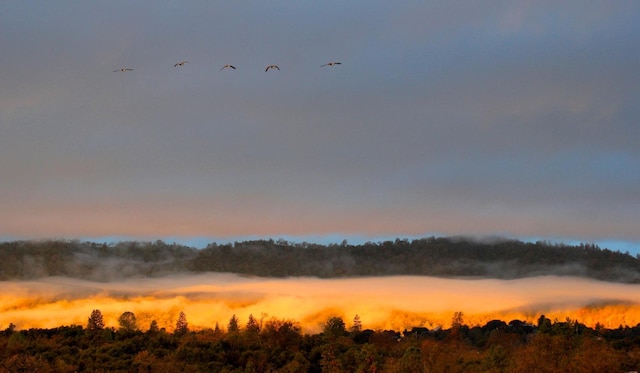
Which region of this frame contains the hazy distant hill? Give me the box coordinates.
[1,237,639,283]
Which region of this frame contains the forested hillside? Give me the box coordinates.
[1,237,638,282]
[1,312,640,372]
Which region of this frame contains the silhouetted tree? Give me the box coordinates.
[228,314,240,333]
[175,311,188,335]
[451,311,464,329]
[261,318,302,351]
[246,314,260,334]
[117,311,138,333]
[449,311,466,343]
[87,309,105,330]
[3,323,16,336]
[351,314,362,333]
[538,314,552,334]
[148,320,159,334]
[324,317,347,339]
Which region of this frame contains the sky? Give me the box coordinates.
[1,1,639,253]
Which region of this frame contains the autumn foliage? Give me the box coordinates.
[1,311,639,372]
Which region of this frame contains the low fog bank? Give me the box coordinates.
[1,237,639,283]
[0,240,196,282]
[2,273,640,332]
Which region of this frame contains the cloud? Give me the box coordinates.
[0,1,639,249]
[2,274,640,332]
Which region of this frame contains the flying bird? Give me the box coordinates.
[113,68,133,72]
[219,64,236,71]
[265,65,280,71]
[174,61,189,67]
[321,62,342,67]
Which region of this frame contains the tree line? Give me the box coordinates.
[2,310,640,372]
[1,237,639,282]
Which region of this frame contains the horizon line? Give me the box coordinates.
[1,233,638,256]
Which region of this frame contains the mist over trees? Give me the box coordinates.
[2,310,640,372]
[0,240,194,281]
[1,237,639,283]
[3,238,640,371]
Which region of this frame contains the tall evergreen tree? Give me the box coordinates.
[175,311,188,335]
[351,314,362,333]
[246,314,260,334]
[228,314,240,333]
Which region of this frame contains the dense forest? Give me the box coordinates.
[2,310,640,372]
[3,238,640,371]
[1,237,639,282]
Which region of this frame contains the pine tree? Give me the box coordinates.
[351,314,362,333]
[451,311,464,329]
[228,314,240,333]
[246,314,260,334]
[175,311,189,335]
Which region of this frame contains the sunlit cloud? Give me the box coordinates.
[2,274,639,333]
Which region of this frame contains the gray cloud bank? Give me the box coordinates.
[1,1,639,246]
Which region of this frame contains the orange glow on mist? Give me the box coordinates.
[2,274,639,333]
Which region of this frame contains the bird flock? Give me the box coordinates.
[113,61,341,72]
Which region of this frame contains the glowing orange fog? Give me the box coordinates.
[2,274,640,332]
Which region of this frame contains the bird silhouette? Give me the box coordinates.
[219,64,236,71]
[113,68,133,72]
[174,61,189,67]
[321,62,342,67]
[265,65,280,72]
